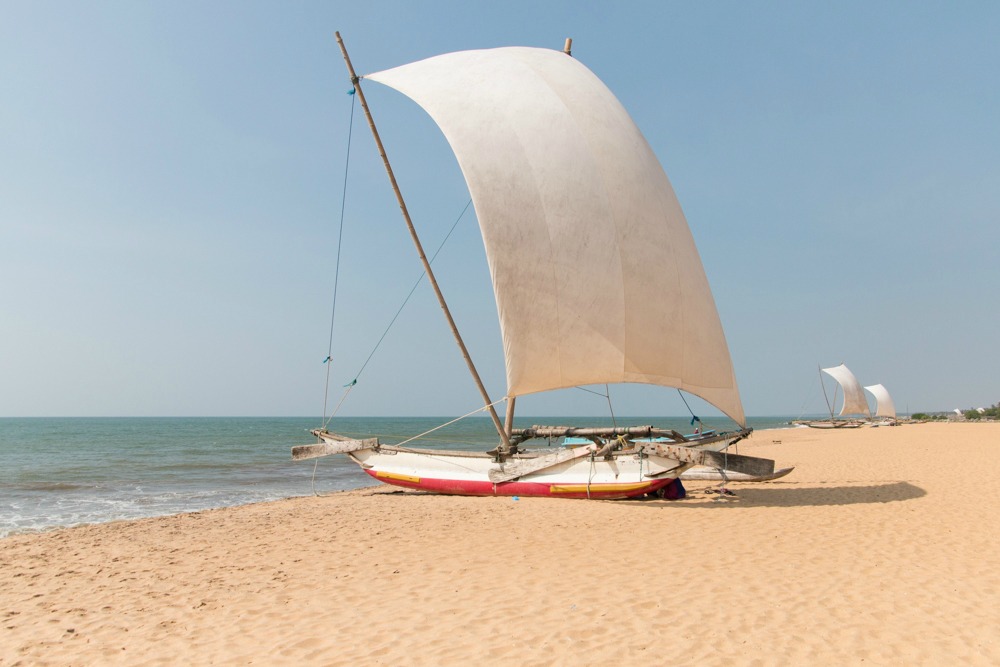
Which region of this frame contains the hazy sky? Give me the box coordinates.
[2,1,997,420]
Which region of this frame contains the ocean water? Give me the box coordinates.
[0,415,796,537]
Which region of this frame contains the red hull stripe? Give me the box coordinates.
[364,470,670,499]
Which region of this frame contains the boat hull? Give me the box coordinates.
[363,468,672,499]
[349,447,686,499]
[793,420,864,429]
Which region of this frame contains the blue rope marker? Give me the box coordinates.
[323,356,332,364]
[347,88,355,95]
[678,389,702,429]
[344,379,357,388]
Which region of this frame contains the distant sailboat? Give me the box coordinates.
[794,363,868,428]
[864,383,897,426]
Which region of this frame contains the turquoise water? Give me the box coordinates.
[0,415,797,536]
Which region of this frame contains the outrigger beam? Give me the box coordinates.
[640,443,775,478]
[513,425,689,441]
[489,441,774,484]
[292,436,378,461]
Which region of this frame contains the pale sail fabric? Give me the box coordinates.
[367,47,744,426]
[821,364,869,416]
[864,384,896,419]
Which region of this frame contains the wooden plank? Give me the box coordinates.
[645,444,775,478]
[516,425,654,439]
[291,438,378,461]
[698,450,775,477]
[488,443,597,483]
[680,466,794,482]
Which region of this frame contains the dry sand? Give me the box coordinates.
[2,422,998,665]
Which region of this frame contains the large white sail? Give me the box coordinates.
[864,384,896,419]
[366,47,744,426]
[821,364,869,417]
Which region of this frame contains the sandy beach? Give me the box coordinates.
[2,422,998,665]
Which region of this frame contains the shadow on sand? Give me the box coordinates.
[649,481,927,508]
[360,481,926,508]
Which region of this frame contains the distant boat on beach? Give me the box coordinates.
[864,383,897,426]
[293,34,778,499]
[793,364,868,429]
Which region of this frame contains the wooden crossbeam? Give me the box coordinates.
[291,438,378,461]
[645,443,775,478]
[488,443,598,483]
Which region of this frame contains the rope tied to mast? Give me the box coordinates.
[574,384,618,427]
[319,69,475,430]
[321,87,358,427]
[320,197,473,430]
[336,31,513,452]
[393,397,507,448]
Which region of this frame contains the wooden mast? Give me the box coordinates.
[334,32,513,453]
[503,396,516,437]
[819,365,834,420]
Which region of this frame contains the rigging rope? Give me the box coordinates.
[394,397,506,448]
[318,89,474,427]
[343,198,474,389]
[320,198,474,430]
[677,390,701,430]
[574,385,618,427]
[794,373,821,420]
[322,90,357,426]
[586,450,596,500]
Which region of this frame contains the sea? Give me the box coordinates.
[1,415,799,537]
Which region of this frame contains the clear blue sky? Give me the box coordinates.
[1,1,997,419]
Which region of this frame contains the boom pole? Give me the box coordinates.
[334,32,513,453]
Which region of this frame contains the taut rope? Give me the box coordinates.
[322,89,357,426]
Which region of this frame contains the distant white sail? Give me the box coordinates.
[864,384,896,419]
[367,47,745,425]
[821,364,869,416]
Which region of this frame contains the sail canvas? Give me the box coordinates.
[864,384,896,419]
[367,48,744,425]
[821,364,869,417]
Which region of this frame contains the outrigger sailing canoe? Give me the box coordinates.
[864,383,897,426]
[293,34,774,499]
[793,364,868,429]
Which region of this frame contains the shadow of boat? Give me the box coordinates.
[645,481,927,508]
[353,480,927,508]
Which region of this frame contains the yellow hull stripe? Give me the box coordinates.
[376,471,421,484]
[549,482,652,494]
